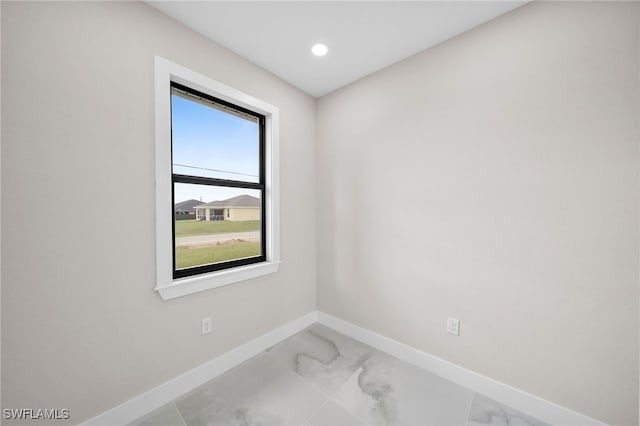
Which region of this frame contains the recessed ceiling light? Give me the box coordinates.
[311,43,328,57]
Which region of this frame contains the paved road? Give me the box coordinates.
[176,231,260,248]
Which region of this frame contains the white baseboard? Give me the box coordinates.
[316,311,606,426]
[84,310,605,426]
[82,311,317,425]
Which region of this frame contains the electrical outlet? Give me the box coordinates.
[447,318,460,336]
[201,317,212,335]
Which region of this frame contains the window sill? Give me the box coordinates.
[155,261,280,300]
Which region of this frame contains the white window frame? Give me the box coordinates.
[154,56,280,300]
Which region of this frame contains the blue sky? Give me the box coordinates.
[172,93,260,203]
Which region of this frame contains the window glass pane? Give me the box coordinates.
[171,89,260,183]
[174,183,262,270]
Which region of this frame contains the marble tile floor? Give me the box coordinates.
[131,324,549,426]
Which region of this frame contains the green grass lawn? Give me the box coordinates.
[175,220,260,237]
[176,241,260,269]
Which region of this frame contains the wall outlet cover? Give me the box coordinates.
[447,318,460,336]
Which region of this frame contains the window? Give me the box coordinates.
[171,83,266,278]
[155,57,280,300]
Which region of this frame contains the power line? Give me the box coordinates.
[172,163,258,178]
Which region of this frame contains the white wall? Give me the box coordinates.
[1,2,316,423]
[317,2,638,425]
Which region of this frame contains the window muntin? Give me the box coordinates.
[171,82,266,279]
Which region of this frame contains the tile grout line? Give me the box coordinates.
[463,393,477,426]
[263,343,333,399]
[299,396,332,426]
[317,349,381,426]
[172,402,188,426]
[265,323,366,425]
[278,326,378,426]
[261,348,336,423]
[270,337,374,425]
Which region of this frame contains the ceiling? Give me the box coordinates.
[147,1,528,98]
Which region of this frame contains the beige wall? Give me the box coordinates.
[1,1,316,424]
[317,2,638,425]
[228,208,260,222]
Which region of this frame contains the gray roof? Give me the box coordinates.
[174,199,202,212]
[195,194,260,209]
